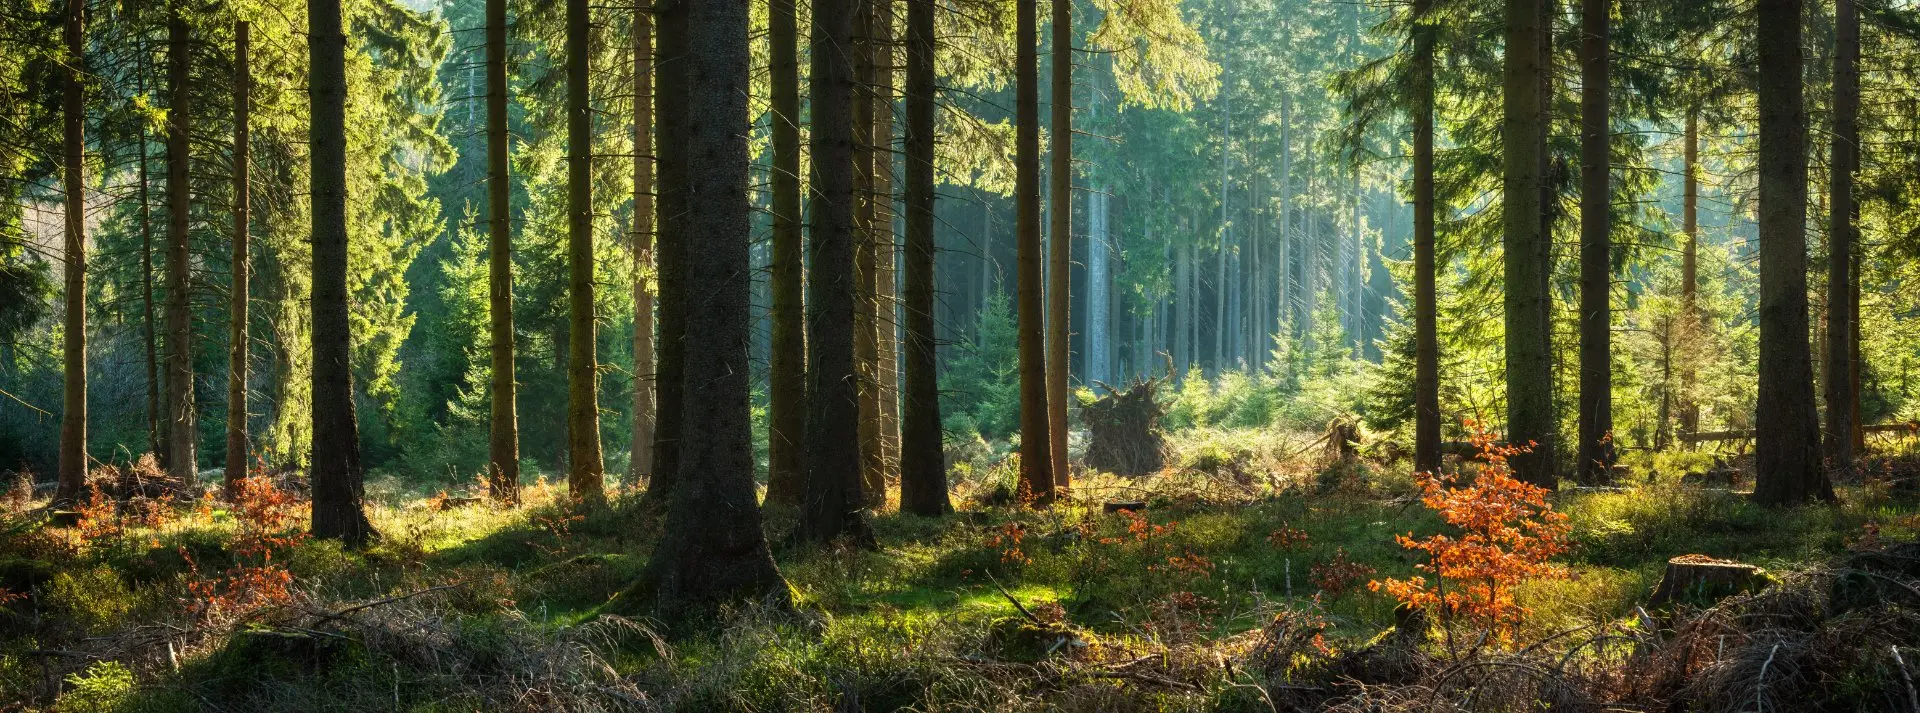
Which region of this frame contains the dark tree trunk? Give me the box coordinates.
[630,0,654,489]
[649,0,688,497]
[165,13,197,489]
[1016,0,1055,504]
[853,0,884,506]
[139,48,162,466]
[310,0,376,544]
[1752,0,1832,505]
[643,0,790,616]
[899,0,948,516]
[1410,0,1440,477]
[226,21,251,498]
[487,0,520,504]
[1502,0,1552,488]
[1822,0,1858,471]
[55,0,86,507]
[1575,0,1613,484]
[804,0,877,543]
[1046,0,1071,490]
[1678,109,1699,439]
[566,0,606,506]
[765,0,807,505]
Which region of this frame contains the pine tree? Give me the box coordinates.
[765,0,807,505]
[1410,0,1440,477]
[650,0,688,497]
[1016,0,1055,504]
[487,0,520,504]
[54,0,86,508]
[1822,0,1858,471]
[1502,0,1552,488]
[899,0,948,516]
[1575,0,1614,484]
[164,12,198,488]
[565,0,606,505]
[225,20,251,498]
[1046,0,1071,491]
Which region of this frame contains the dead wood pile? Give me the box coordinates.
[1082,377,1170,477]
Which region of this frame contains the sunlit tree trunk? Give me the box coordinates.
[1502,0,1553,487]
[875,0,901,490]
[310,0,376,544]
[630,0,655,492]
[900,0,948,516]
[138,49,162,466]
[164,13,198,489]
[1678,109,1698,441]
[226,21,251,498]
[1411,0,1440,476]
[1822,0,1858,471]
[55,0,86,507]
[1575,0,1613,484]
[765,0,807,504]
[1046,0,1071,489]
[1752,0,1832,505]
[565,0,606,506]
[853,0,885,505]
[1016,0,1054,504]
[486,0,520,504]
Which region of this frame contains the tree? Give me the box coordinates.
[765,0,806,505]
[1046,0,1071,491]
[1822,0,1858,471]
[1410,0,1440,477]
[804,0,877,543]
[226,20,252,498]
[640,0,790,615]
[1016,0,1055,505]
[1575,0,1613,484]
[1502,0,1552,488]
[310,0,377,544]
[54,0,86,508]
[164,12,197,488]
[487,0,520,504]
[899,0,948,516]
[854,0,883,505]
[1678,107,1698,438]
[649,0,688,497]
[565,0,606,506]
[1751,0,1831,505]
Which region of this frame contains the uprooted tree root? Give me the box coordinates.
[1083,377,1171,477]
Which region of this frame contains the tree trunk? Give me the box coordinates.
[55,0,86,507]
[1502,0,1553,488]
[309,0,375,544]
[139,48,162,467]
[1016,0,1055,504]
[853,0,885,506]
[164,13,198,489]
[1173,241,1190,376]
[1088,188,1109,387]
[643,0,790,616]
[1678,109,1699,439]
[630,0,655,494]
[805,0,877,543]
[875,0,901,492]
[649,0,688,498]
[1752,0,1832,505]
[565,0,606,506]
[1575,0,1612,484]
[486,0,520,504]
[899,0,947,516]
[1411,0,1440,476]
[1046,0,1071,490]
[765,0,806,505]
[225,21,251,498]
[1822,0,1858,471]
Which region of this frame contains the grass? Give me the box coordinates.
[4,432,1918,711]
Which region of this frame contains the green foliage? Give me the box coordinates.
[55,661,136,713]
[941,292,1022,442]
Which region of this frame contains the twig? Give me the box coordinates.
[1893,645,1919,713]
[1754,643,1780,713]
[986,572,1042,626]
[314,581,471,624]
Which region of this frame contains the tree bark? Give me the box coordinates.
[1678,108,1699,439]
[1822,0,1858,471]
[629,0,655,493]
[1575,0,1613,484]
[1016,0,1055,504]
[487,0,520,504]
[804,0,877,543]
[1411,0,1440,476]
[853,0,885,506]
[899,0,947,516]
[643,0,790,616]
[310,0,376,544]
[55,0,86,507]
[165,13,197,489]
[565,0,606,506]
[226,20,251,498]
[765,0,806,505]
[649,0,688,498]
[1046,0,1071,490]
[1752,0,1832,505]
[1502,0,1553,488]
[875,0,900,492]
[139,48,162,466]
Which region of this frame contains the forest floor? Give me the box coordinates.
[5,431,1920,712]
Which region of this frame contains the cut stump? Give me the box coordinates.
[1647,554,1768,607]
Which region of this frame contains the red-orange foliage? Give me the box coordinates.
[1369,421,1570,643]
[1310,548,1375,597]
[1265,523,1310,552]
[184,474,307,620]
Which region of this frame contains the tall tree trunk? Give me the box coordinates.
[139,48,162,466]
[875,0,900,490]
[643,0,790,615]
[630,0,655,492]
[1046,0,1071,490]
[1678,108,1698,439]
[1752,0,1832,505]
[1411,0,1440,476]
[1502,0,1552,487]
[900,0,947,516]
[765,0,806,504]
[1822,0,1858,471]
[55,0,86,507]
[164,13,197,489]
[225,21,251,498]
[1173,241,1189,376]
[1277,96,1291,339]
[853,0,885,505]
[1575,0,1612,484]
[649,0,688,497]
[565,0,606,506]
[1016,0,1054,504]
[309,0,375,544]
[1087,188,1108,386]
[805,0,877,543]
[486,0,519,504]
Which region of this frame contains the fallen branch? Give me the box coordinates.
[315,581,471,625]
[986,572,1042,626]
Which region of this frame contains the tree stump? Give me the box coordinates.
[1083,377,1168,477]
[1647,554,1768,607]
[1325,415,1362,462]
